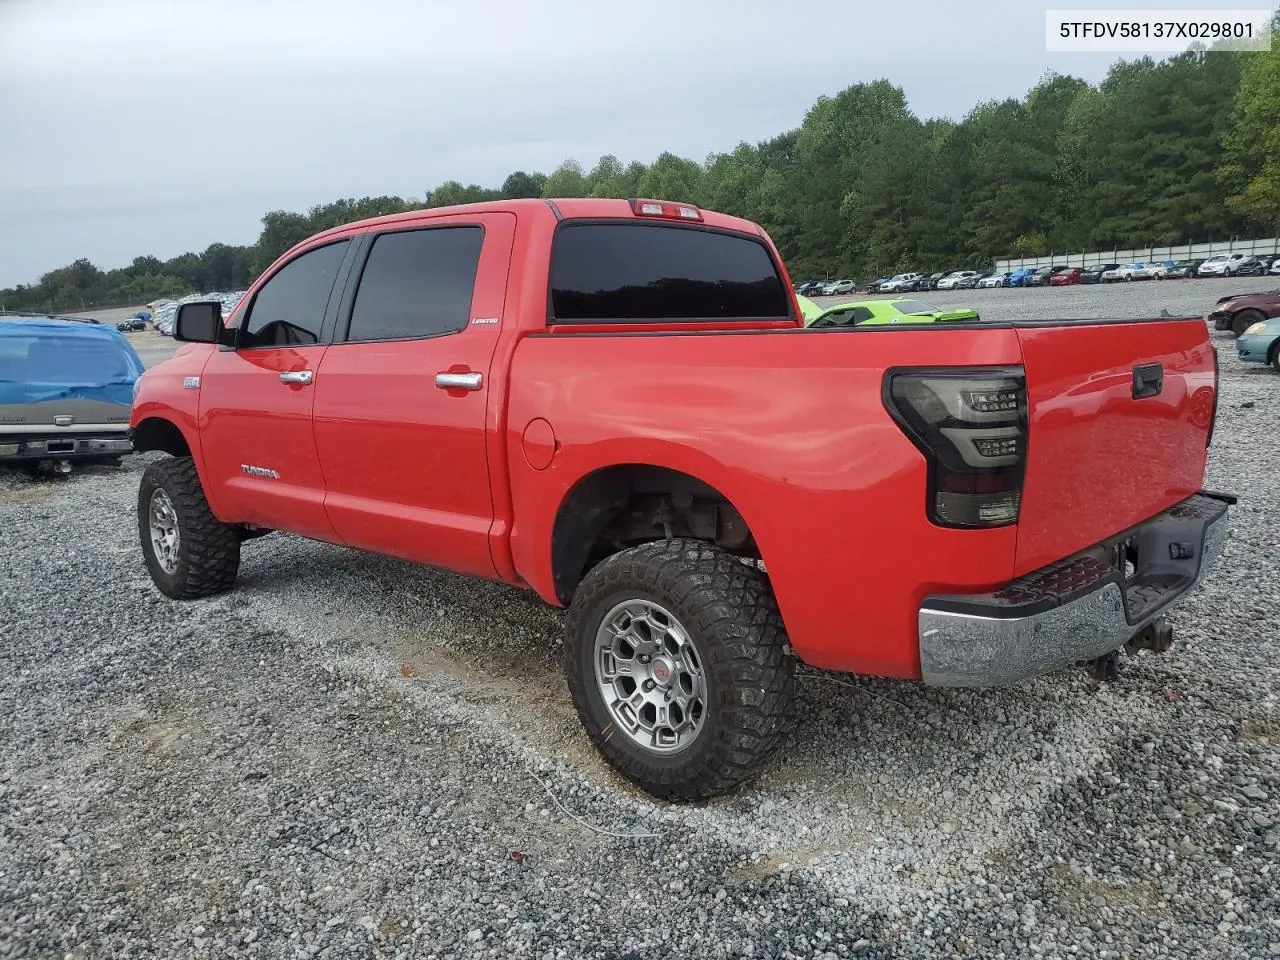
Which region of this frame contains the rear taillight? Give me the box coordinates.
[1208,346,1219,448]
[884,366,1028,528]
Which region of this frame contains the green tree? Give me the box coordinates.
[256,210,312,267]
[1220,40,1280,232]
[6,50,1277,312]
[635,152,703,203]
[501,171,546,198]
[541,159,588,198]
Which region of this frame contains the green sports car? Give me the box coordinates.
[801,297,980,327]
[796,294,824,322]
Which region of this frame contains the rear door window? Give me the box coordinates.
[345,227,484,342]
[549,222,791,323]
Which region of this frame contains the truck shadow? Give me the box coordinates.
[232,532,1147,822]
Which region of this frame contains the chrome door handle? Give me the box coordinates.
[435,372,483,391]
[279,370,314,385]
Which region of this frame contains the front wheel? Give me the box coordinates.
[1233,308,1266,339]
[564,539,794,801]
[138,457,241,599]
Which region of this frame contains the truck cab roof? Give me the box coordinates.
[307,198,766,245]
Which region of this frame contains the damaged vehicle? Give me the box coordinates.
[0,315,143,473]
[1208,288,1280,337]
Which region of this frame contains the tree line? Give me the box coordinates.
[4,39,1278,315]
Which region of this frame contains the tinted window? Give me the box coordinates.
[893,300,936,315]
[241,241,349,348]
[818,306,874,326]
[347,227,484,342]
[550,223,790,323]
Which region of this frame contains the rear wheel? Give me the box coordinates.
[564,539,794,801]
[1233,308,1265,339]
[138,457,240,599]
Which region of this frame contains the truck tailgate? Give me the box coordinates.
[1013,319,1216,576]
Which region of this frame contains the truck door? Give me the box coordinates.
[311,212,516,578]
[197,237,356,541]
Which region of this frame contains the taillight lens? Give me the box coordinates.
[885,366,1028,528]
[1207,346,1219,448]
[629,198,703,221]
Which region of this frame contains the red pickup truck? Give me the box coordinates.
[131,198,1231,800]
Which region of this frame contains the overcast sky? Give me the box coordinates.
[0,0,1251,287]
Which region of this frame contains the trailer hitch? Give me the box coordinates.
[1085,616,1174,682]
[1087,650,1122,682]
[1127,617,1174,654]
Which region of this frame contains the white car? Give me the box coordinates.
[1197,253,1250,277]
[937,271,979,290]
[1270,258,1280,276]
[1102,263,1155,282]
[880,272,921,293]
[977,272,1009,288]
[828,279,856,296]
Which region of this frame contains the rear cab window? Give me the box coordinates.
[548,222,792,324]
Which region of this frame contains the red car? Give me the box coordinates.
[1209,288,1280,336]
[131,197,1230,800]
[1048,267,1084,286]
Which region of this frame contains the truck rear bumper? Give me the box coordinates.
[918,492,1231,687]
[0,432,133,461]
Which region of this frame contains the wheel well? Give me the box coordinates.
[550,465,758,605]
[132,417,191,457]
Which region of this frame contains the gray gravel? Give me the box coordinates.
[2,282,1278,959]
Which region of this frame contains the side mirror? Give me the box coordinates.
[174,301,224,344]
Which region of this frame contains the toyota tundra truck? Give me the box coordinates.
[130,198,1230,800]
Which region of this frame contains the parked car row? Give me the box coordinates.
[795,255,1277,299]
[1196,253,1277,278]
[150,291,246,336]
[794,279,856,296]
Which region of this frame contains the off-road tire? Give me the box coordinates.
[564,539,794,801]
[1233,308,1265,339]
[138,456,240,599]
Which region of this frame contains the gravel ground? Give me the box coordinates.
[2,283,1278,959]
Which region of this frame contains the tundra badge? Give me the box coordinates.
[240,464,280,479]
